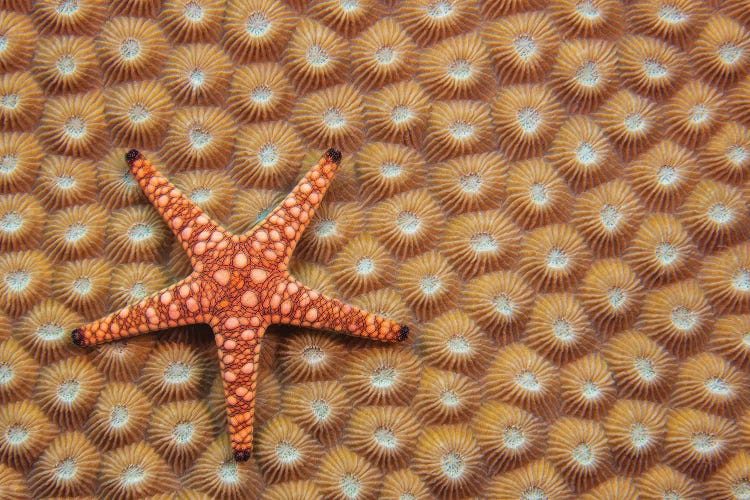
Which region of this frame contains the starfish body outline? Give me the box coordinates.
[72,148,408,461]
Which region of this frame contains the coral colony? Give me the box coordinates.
[0,0,750,497]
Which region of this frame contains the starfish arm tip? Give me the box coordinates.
[398,325,409,342]
[325,148,342,165]
[71,328,85,346]
[233,449,252,462]
[125,149,141,165]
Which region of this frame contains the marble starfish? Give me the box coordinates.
[71,148,409,461]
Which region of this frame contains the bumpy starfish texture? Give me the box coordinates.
[71,148,409,461]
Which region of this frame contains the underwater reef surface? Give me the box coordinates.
[0,0,749,497]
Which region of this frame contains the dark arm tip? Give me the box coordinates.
[124,149,141,165]
[234,449,252,462]
[325,148,342,165]
[397,325,409,342]
[71,328,85,346]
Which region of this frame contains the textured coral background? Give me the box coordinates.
[0,0,749,497]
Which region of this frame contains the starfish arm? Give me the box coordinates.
[71,275,207,347]
[246,149,342,263]
[211,317,266,461]
[275,278,409,342]
[125,149,225,260]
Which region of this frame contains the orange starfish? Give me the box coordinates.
[72,148,409,461]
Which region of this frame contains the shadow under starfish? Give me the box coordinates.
[71,148,409,461]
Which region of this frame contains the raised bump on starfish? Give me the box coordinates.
[71,148,409,462]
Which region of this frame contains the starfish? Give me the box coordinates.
[71,148,409,461]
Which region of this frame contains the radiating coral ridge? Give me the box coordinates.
[2,0,750,495]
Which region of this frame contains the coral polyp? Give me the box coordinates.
[483,11,560,85]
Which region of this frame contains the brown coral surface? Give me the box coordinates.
[1,0,749,497]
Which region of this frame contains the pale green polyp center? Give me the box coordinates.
[447,335,470,354]
[0,363,13,385]
[250,85,271,104]
[441,451,465,479]
[0,93,17,109]
[691,432,719,454]
[38,322,64,341]
[374,45,395,64]
[0,154,17,174]
[163,361,191,384]
[5,270,30,291]
[355,257,374,275]
[219,460,240,483]
[57,54,76,76]
[493,293,513,316]
[458,172,482,193]
[374,426,397,448]
[575,61,600,87]
[391,105,412,124]
[55,457,78,481]
[6,424,28,445]
[323,108,345,128]
[656,242,678,265]
[503,425,526,449]
[546,247,568,269]
[427,0,452,18]
[340,473,361,499]
[258,143,279,166]
[705,376,732,396]
[573,443,594,466]
[275,441,300,463]
[419,275,440,295]
[129,103,150,123]
[513,35,536,59]
[624,113,645,132]
[110,404,129,428]
[448,59,472,80]
[184,1,204,21]
[634,356,657,381]
[708,203,732,224]
[575,0,600,18]
[65,222,86,242]
[190,187,211,203]
[643,58,668,79]
[515,369,541,391]
[173,421,195,444]
[449,121,474,139]
[0,211,22,232]
[671,305,697,330]
[733,267,750,291]
[119,38,141,60]
[517,107,540,133]
[718,43,742,65]
[658,3,687,24]
[470,232,496,252]
[246,13,270,37]
[121,464,145,486]
[306,45,329,66]
[128,222,152,241]
[630,422,651,448]
[56,0,78,15]
[396,211,420,234]
[189,126,211,148]
[576,142,598,165]
[58,379,80,403]
[600,204,622,230]
[301,345,324,364]
[311,399,330,421]
[65,117,86,138]
[371,366,395,388]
